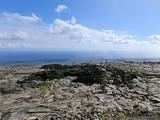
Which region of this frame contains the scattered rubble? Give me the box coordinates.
[0,63,160,120]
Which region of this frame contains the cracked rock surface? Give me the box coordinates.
[0,63,160,120]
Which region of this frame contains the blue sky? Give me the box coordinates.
[0,0,160,53]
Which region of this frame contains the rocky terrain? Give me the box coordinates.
[0,62,160,120]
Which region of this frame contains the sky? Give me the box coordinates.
[0,0,160,53]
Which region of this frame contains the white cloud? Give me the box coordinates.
[0,32,12,39]
[1,12,160,50]
[3,43,20,48]
[71,16,76,24]
[103,30,114,33]
[48,17,138,44]
[55,5,68,13]
[149,40,160,44]
[0,42,56,48]
[147,35,160,40]
[2,12,41,23]
[120,35,136,39]
[22,43,32,48]
[14,31,30,40]
[0,31,29,40]
[0,43,31,48]
[48,17,160,46]
[36,44,55,48]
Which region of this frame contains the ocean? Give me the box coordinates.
[0,50,160,66]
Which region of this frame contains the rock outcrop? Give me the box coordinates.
[25,63,138,86]
[0,63,160,120]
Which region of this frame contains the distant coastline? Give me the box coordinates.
[1,58,160,66]
[1,51,160,66]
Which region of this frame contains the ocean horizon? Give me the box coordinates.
[0,51,160,66]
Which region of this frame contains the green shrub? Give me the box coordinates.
[40,84,48,98]
[97,115,106,120]
[100,77,108,92]
[44,78,49,84]
[156,108,160,113]
[145,85,152,95]
[119,112,128,120]
[76,105,81,109]
[6,70,12,75]
[119,112,125,118]
[102,115,106,120]
[143,61,147,64]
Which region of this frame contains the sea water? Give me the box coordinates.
[0,50,160,66]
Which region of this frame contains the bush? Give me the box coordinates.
[145,85,152,95]
[143,61,147,64]
[100,77,108,92]
[39,84,48,98]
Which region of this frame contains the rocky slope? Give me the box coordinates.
[0,62,160,120]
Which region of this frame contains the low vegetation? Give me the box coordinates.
[143,61,147,64]
[39,79,49,98]
[100,77,108,92]
[76,105,81,109]
[145,85,152,95]
[5,67,16,75]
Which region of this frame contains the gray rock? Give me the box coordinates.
[26,116,39,120]
[27,107,51,113]
[149,96,160,103]
[1,63,160,119]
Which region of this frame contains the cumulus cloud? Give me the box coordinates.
[2,12,41,23]
[0,31,29,40]
[120,35,136,39]
[147,35,160,40]
[48,17,138,44]
[48,17,160,46]
[1,12,160,49]
[49,19,98,43]
[55,5,68,13]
